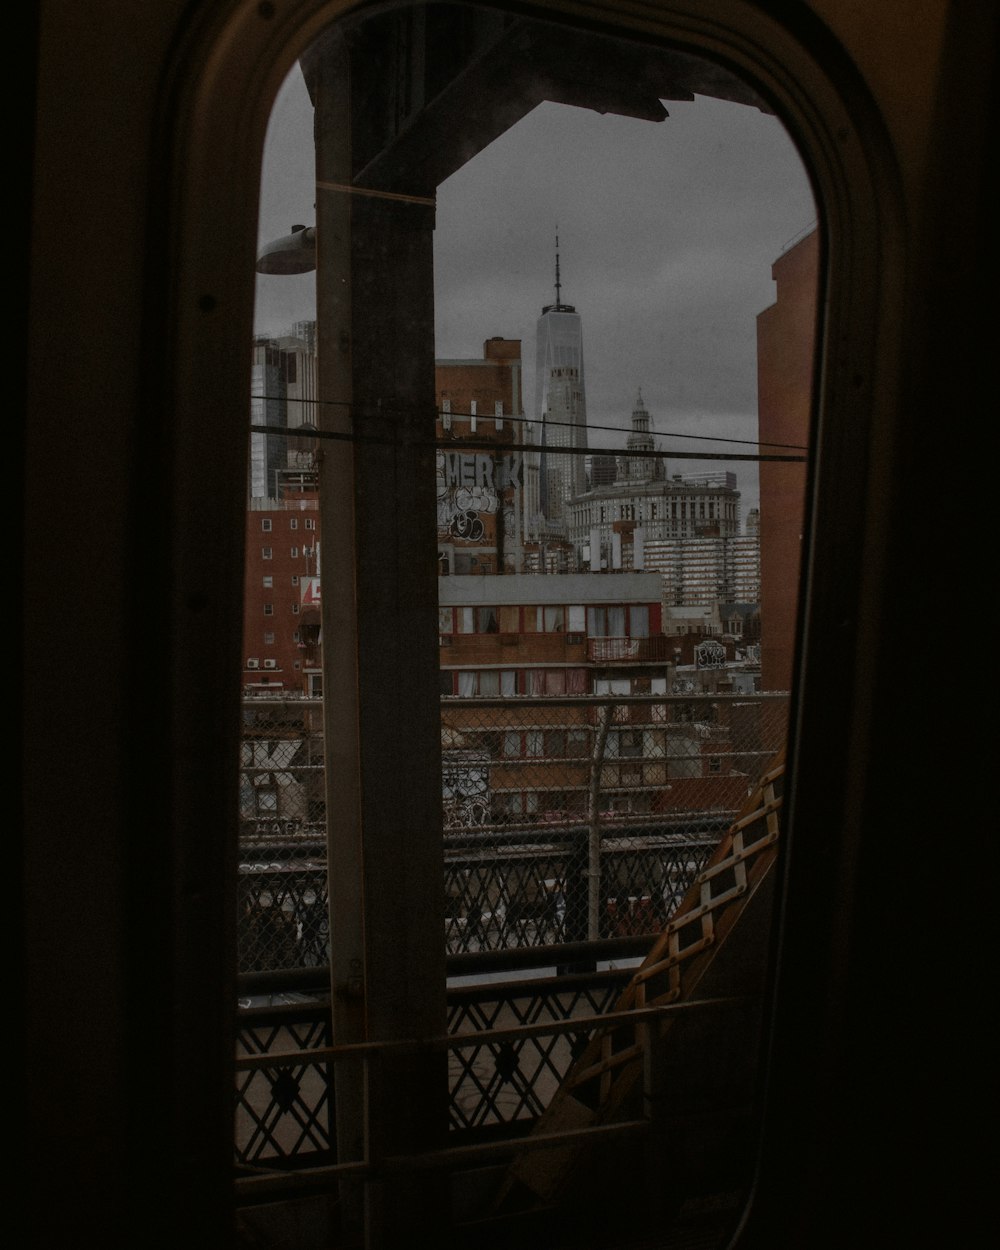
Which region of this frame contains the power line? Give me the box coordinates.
[249,424,806,463]
[251,394,808,453]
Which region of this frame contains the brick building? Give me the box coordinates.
[756,228,818,691]
[242,491,322,696]
[437,573,758,827]
[436,337,529,575]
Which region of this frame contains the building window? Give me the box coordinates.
[262,576,273,588]
[291,575,299,586]
[290,547,299,558]
[261,547,272,559]
[254,786,278,816]
[264,631,275,644]
[543,606,564,632]
[261,518,272,531]
[305,518,315,530]
[545,730,566,757]
[290,518,298,530]
[629,605,649,638]
[475,605,499,633]
[263,604,273,616]
[291,603,299,614]
[588,605,626,637]
[477,670,500,696]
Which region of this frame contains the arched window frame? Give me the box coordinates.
[148,0,908,1238]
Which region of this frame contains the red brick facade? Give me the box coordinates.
[756,229,818,692]
[242,492,322,695]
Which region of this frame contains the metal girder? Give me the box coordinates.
[302,5,771,200]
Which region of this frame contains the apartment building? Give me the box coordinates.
[242,492,322,696]
[437,573,759,828]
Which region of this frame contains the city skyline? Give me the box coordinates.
[255,56,817,521]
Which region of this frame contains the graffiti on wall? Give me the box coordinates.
[436,451,522,542]
[441,750,492,828]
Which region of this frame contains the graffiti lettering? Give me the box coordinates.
[449,511,485,541]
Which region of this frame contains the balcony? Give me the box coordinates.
[586,634,672,662]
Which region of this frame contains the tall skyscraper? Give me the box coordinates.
[249,323,319,500]
[533,238,588,529]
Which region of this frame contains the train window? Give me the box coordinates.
[238,3,819,1246]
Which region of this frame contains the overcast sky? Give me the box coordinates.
[255,56,816,518]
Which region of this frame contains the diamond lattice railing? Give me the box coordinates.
[236,693,788,971]
[233,692,789,1176]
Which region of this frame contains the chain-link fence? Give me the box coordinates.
[237,692,788,973]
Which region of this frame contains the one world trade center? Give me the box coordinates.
[533,238,588,531]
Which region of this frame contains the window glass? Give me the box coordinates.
[478,669,499,696]
[543,605,564,632]
[475,606,499,633]
[245,6,818,1245]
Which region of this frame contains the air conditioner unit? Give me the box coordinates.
[263,659,277,670]
[246,658,259,669]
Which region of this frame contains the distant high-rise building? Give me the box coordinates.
[566,388,742,572]
[533,238,588,530]
[588,453,618,488]
[249,323,318,500]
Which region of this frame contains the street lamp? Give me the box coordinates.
[256,223,317,275]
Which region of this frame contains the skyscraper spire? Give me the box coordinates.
[542,229,575,316]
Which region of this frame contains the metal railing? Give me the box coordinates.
[236,692,788,973]
[234,691,788,1177]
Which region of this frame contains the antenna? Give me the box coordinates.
[542,227,575,315]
